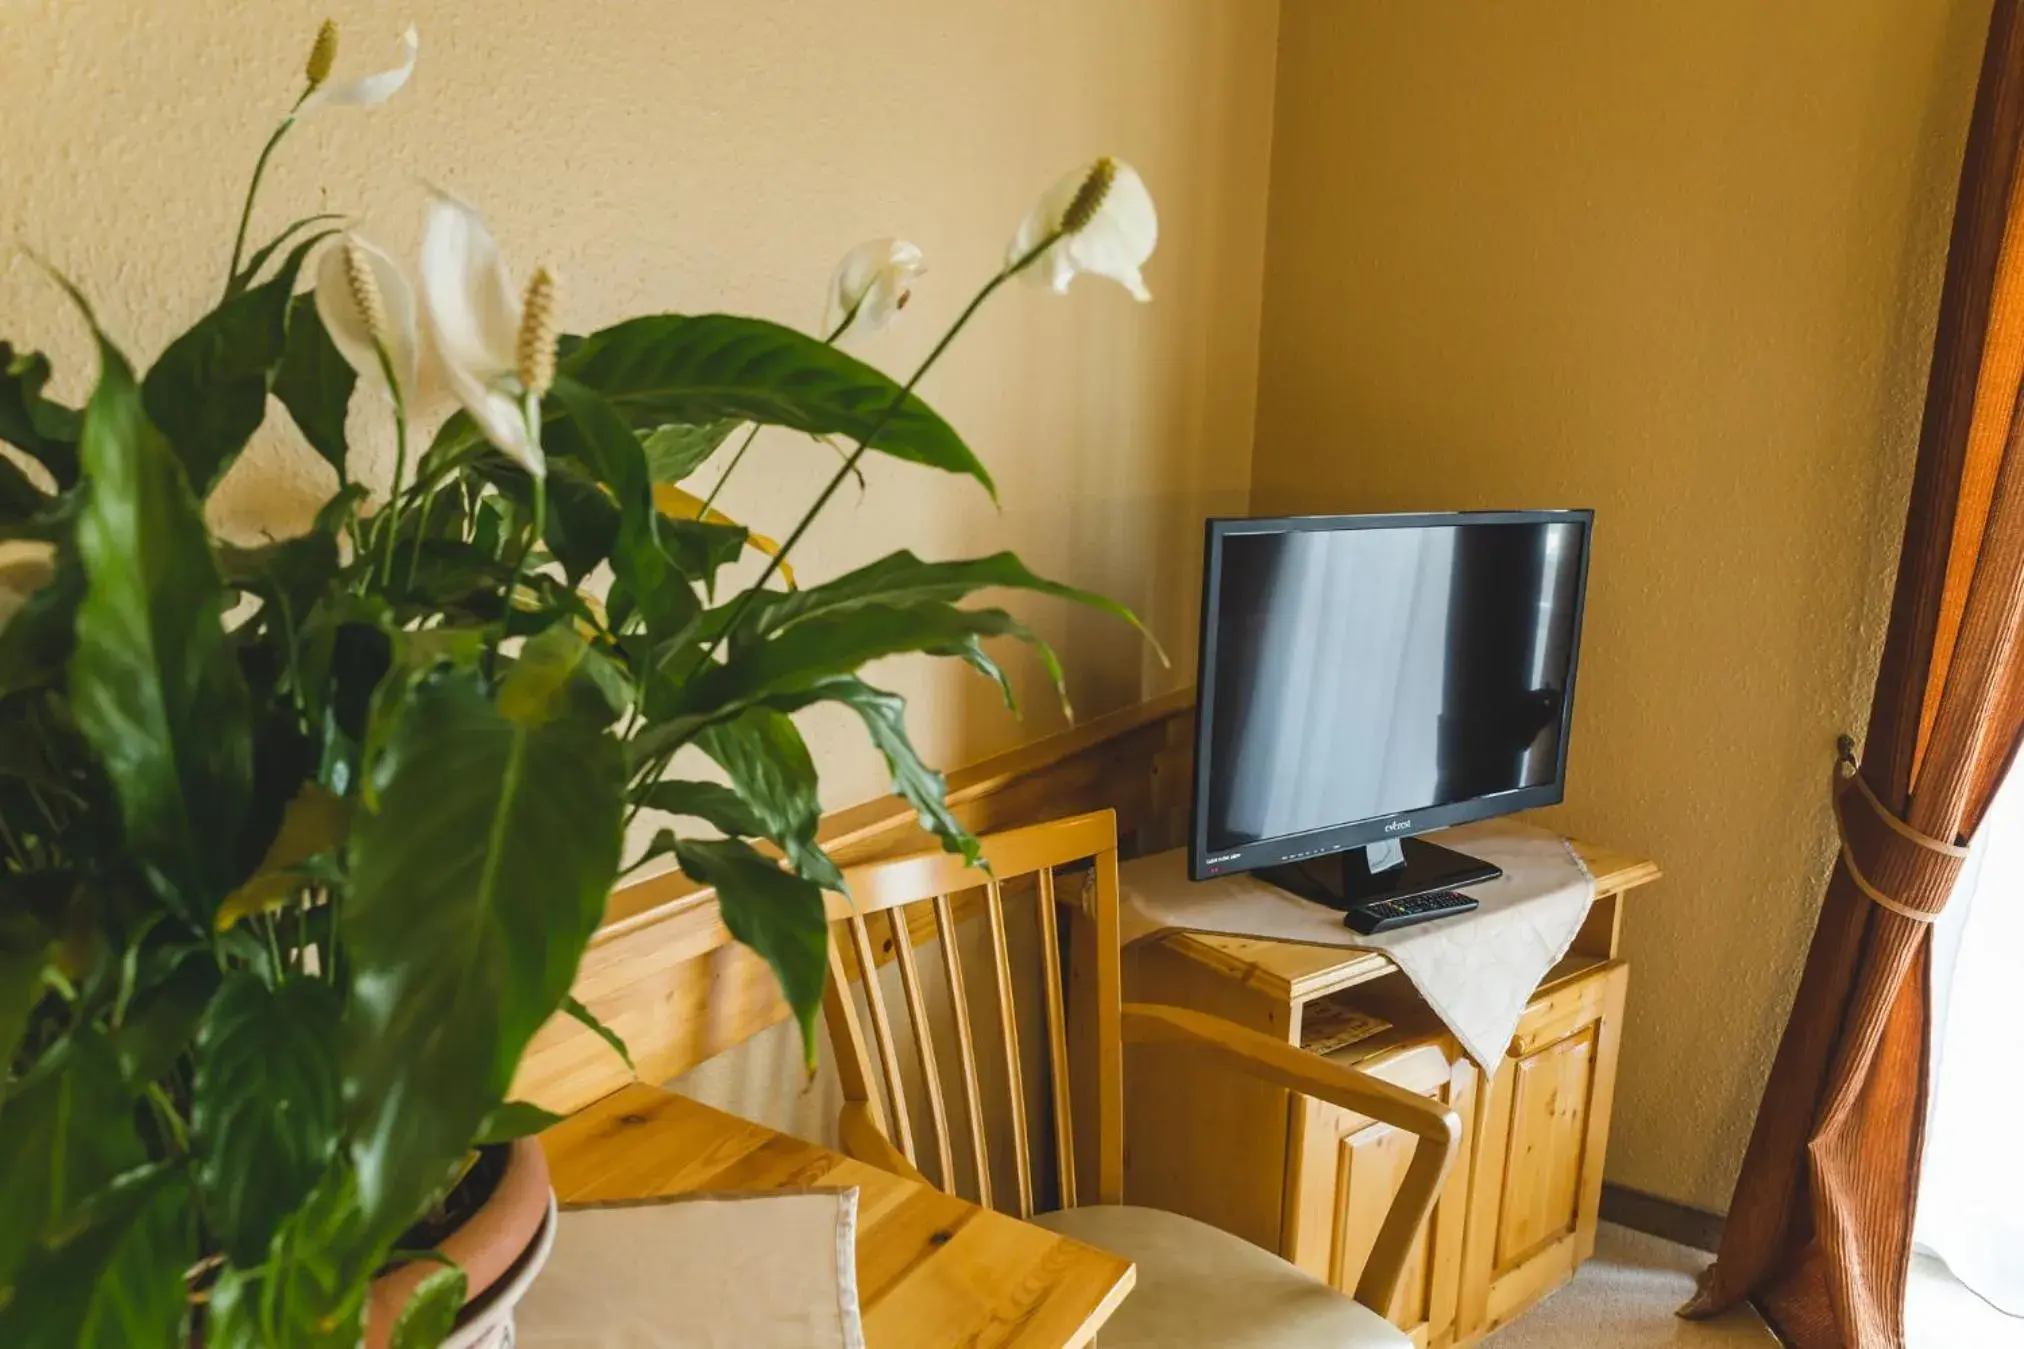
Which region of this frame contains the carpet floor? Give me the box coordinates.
[1481,1224,1774,1347]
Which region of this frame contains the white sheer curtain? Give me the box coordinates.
[1918,755,2024,1315]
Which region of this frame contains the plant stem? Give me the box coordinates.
[372,345,410,589]
[319,890,338,983]
[493,395,549,669]
[715,239,1052,650]
[262,914,285,978]
[699,311,857,516]
[224,104,304,296]
[143,1083,191,1157]
[506,478,548,617]
[696,425,762,518]
[408,483,438,582]
[629,236,1060,797]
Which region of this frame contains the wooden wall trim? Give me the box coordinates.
[599,685,1194,936]
[514,686,1197,1113]
[1599,1183,1725,1254]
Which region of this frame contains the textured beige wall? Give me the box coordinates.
[1251,1,1989,1210]
[0,0,1278,807]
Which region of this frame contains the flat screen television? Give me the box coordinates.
[1189,509,1592,907]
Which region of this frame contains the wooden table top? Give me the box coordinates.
[1157,836,1661,1005]
[542,1082,1136,1348]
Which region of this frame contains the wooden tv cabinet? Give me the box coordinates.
[1121,838,1658,1347]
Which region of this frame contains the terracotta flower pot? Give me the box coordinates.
[365,1138,556,1349]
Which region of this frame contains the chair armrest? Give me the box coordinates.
[836,1099,932,1187]
[1121,1001,1462,1312]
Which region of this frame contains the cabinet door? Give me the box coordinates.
[1458,961,1629,1339]
[1285,1041,1477,1348]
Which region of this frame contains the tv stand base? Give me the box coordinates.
[1255,836,1503,912]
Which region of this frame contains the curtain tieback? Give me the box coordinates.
[1831,736,1969,924]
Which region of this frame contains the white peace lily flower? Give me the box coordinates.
[824,239,926,338]
[418,190,545,478]
[297,25,419,117]
[313,233,419,403]
[1007,157,1158,301]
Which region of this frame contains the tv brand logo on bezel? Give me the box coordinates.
[1207,852,1243,865]
[1383,818,1413,834]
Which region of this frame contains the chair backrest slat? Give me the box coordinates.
[886,907,954,1188]
[846,913,915,1165]
[822,940,885,1134]
[982,875,1036,1218]
[822,810,1121,1221]
[1033,865,1078,1210]
[933,892,994,1209]
[1091,840,1125,1205]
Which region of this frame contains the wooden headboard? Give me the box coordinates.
[512,687,1196,1113]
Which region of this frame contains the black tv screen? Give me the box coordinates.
[1190,510,1591,880]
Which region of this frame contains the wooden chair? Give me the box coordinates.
[822,809,1461,1348]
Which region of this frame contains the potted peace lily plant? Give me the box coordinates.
[0,20,1160,1348]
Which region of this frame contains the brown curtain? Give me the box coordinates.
[1681,5,2024,1346]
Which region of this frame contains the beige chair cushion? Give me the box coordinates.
[1032,1205,1410,1348]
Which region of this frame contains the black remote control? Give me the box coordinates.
[1342,888,1479,935]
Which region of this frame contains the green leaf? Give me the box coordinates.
[671,602,1042,723]
[562,314,995,498]
[673,837,829,1055]
[499,623,590,727]
[214,781,346,934]
[552,473,627,588]
[643,418,739,482]
[386,538,517,618]
[634,779,766,838]
[315,482,370,536]
[206,1164,377,1349]
[142,231,329,494]
[576,644,636,721]
[548,378,694,639]
[0,1163,192,1349]
[69,329,252,924]
[193,974,343,1264]
[469,448,620,588]
[343,673,624,1238]
[562,992,636,1075]
[622,826,682,877]
[736,550,1156,656]
[273,293,356,483]
[0,449,49,523]
[229,212,345,298]
[549,377,649,519]
[202,1267,271,1349]
[216,525,342,622]
[0,343,80,487]
[695,708,846,893]
[0,553,82,701]
[350,622,494,809]
[109,943,219,1090]
[476,1100,567,1145]
[657,513,749,591]
[0,1029,143,1290]
[934,632,1017,709]
[778,676,982,868]
[390,1262,468,1349]
[0,908,51,1068]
